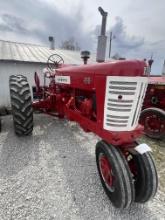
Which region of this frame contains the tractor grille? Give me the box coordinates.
[103,76,148,131]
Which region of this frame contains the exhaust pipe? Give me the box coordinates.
[96,7,108,63]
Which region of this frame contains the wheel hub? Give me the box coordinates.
[146,114,164,133]
[99,153,115,192]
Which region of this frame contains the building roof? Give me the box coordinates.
[0,39,96,64]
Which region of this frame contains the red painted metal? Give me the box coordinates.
[145,113,162,131]
[143,76,165,110]
[140,108,165,138]
[141,76,165,138]
[33,59,147,148]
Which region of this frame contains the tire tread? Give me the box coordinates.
[9,75,33,136]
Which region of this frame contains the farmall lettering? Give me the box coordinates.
[55,75,70,84]
[9,54,158,209]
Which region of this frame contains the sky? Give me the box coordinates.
[0,0,165,73]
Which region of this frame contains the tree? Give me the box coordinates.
[60,37,80,51]
[111,53,126,60]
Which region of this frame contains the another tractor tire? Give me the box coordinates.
[140,107,165,139]
[96,140,135,209]
[9,75,33,136]
[126,151,158,203]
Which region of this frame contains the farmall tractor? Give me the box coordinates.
[140,76,165,139]
[9,54,158,209]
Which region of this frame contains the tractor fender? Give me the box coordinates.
[141,107,165,117]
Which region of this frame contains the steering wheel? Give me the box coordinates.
[47,54,64,71]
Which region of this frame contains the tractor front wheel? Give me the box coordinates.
[140,107,165,139]
[9,75,33,136]
[126,151,158,203]
[96,140,135,209]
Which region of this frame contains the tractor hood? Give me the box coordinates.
[56,60,147,77]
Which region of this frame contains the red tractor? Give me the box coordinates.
[140,76,165,139]
[9,54,158,209]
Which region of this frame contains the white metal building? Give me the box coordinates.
[0,39,96,107]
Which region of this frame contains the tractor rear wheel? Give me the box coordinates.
[9,75,33,136]
[140,107,165,139]
[96,140,135,209]
[126,151,158,203]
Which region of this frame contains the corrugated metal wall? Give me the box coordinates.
[0,62,46,107]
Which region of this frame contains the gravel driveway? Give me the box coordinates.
[0,115,164,220]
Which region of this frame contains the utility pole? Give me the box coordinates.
[109,31,115,58]
[109,32,112,58]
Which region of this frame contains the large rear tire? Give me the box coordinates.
[9,75,33,136]
[140,107,165,139]
[126,151,158,203]
[96,140,135,209]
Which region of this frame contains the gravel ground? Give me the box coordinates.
[0,114,164,220]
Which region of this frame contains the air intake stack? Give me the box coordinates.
[96,7,108,62]
[49,36,55,50]
[81,50,90,64]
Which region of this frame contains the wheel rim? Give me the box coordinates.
[144,112,165,137]
[99,153,115,192]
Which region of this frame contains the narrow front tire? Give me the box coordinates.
[96,140,135,209]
